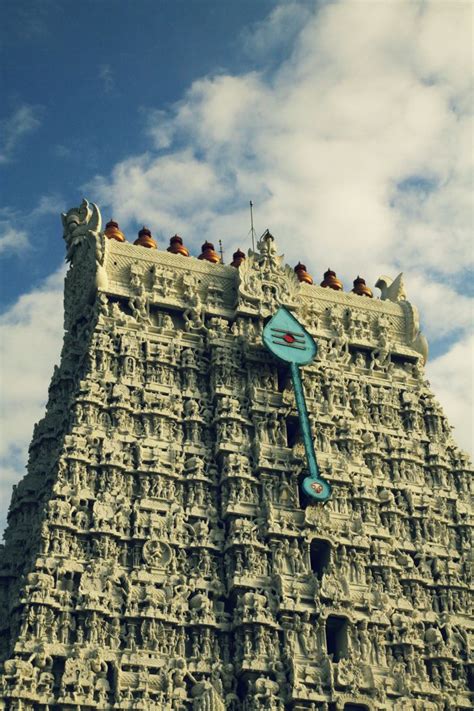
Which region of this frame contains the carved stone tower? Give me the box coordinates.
[0,200,472,710]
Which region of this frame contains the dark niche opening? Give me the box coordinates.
[277,364,290,393]
[286,416,300,448]
[343,705,370,711]
[310,538,331,579]
[326,615,348,662]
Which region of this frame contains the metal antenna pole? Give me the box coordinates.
[249,200,256,252]
[218,239,224,264]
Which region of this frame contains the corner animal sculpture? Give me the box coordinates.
[263,307,332,503]
[375,272,406,302]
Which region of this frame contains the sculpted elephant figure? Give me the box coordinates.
[92,500,114,529]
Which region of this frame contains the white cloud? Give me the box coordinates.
[0,205,31,255]
[403,270,472,342]
[53,143,72,159]
[0,104,43,164]
[0,267,65,537]
[145,109,174,150]
[0,194,64,256]
[240,1,313,60]
[31,194,64,217]
[90,1,472,285]
[0,225,29,255]
[427,334,474,456]
[99,64,115,94]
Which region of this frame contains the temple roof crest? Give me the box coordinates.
[237,230,301,315]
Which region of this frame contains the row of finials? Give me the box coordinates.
[104,219,373,297]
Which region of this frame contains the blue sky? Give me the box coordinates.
[0,0,472,536]
[1,0,281,305]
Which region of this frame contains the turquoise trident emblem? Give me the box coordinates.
[263,307,332,503]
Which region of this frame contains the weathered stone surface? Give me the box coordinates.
[0,200,472,710]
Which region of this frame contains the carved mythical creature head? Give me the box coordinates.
[61,198,102,261]
[61,199,92,237]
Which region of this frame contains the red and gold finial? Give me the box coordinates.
[352,276,373,297]
[134,226,157,249]
[198,241,220,263]
[231,248,246,268]
[104,219,126,242]
[294,262,313,284]
[167,234,189,256]
[320,268,343,291]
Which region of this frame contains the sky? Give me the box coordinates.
[0,0,472,537]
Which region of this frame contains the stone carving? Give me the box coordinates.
[401,298,430,364]
[62,198,109,330]
[61,198,102,262]
[237,231,301,314]
[376,272,406,302]
[0,204,471,710]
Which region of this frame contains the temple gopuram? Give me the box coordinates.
[0,199,472,710]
